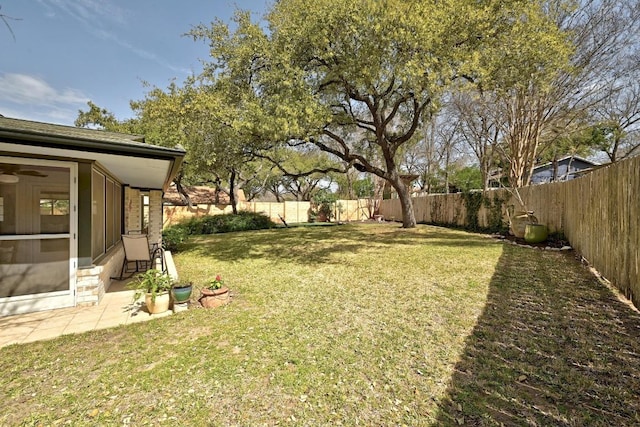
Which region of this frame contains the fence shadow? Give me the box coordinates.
[434,245,640,426]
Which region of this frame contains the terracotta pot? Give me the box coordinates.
[199,286,230,308]
[145,292,171,314]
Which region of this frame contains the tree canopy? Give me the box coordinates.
[190,0,571,227]
[75,0,583,226]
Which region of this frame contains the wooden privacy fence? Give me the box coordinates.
[380,155,640,308]
[163,199,372,228]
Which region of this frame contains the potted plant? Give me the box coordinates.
[128,269,173,314]
[506,187,547,242]
[311,190,337,222]
[199,274,231,308]
[508,207,538,238]
[171,281,193,304]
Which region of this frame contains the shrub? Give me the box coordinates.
[162,225,189,252]
[162,212,276,251]
[311,190,338,221]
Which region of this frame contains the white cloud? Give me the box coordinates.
[37,0,127,26]
[0,104,80,125]
[0,73,89,125]
[0,73,88,106]
[36,0,189,76]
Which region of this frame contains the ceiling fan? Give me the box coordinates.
[0,165,48,184]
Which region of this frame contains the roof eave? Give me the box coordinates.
[163,149,185,192]
[0,129,186,160]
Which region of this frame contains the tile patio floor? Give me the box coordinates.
[0,279,174,349]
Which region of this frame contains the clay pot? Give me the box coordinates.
[199,287,230,308]
[171,284,193,304]
[144,292,170,314]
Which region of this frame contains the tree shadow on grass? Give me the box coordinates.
[434,244,640,426]
[178,224,498,265]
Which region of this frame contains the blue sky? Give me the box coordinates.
[0,0,269,125]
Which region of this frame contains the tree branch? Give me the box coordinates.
[252,151,350,179]
[315,132,387,178]
[389,97,430,147]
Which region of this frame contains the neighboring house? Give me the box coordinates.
[163,184,232,206]
[530,156,600,184]
[0,117,185,316]
[162,184,246,227]
[488,156,600,187]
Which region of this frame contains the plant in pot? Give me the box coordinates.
[128,269,173,314]
[311,190,337,222]
[507,187,548,243]
[199,274,231,308]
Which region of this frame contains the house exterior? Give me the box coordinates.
[0,117,185,316]
[530,156,599,184]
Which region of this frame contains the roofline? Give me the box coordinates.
[532,155,599,171]
[0,117,186,192]
[164,156,184,192]
[0,130,186,160]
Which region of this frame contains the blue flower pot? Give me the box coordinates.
[171,284,193,303]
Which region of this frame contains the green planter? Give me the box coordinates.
[510,211,538,238]
[524,223,548,244]
[171,284,193,303]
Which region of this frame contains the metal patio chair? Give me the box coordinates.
[117,234,165,279]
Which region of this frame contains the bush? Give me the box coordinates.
[311,190,338,221]
[162,226,189,252]
[162,212,276,251]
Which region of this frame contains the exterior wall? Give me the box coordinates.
[74,188,164,307]
[75,244,124,306]
[124,187,141,234]
[531,159,596,184]
[74,185,139,308]
[148,190,163,248]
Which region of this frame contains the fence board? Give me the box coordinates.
[163,199,373,227]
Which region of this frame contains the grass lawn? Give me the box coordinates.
[2,223,640,426]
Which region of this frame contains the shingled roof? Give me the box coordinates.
[0,116,185,160]
[0,116,185,191]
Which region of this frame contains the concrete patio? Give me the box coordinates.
[0,279,174,349]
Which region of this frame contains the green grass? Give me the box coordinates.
[1,223,640,426]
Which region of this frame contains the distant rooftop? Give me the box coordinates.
[163,184,232,206]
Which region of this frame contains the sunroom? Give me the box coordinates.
[0,117,185,316]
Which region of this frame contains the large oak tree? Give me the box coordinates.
[194,0,570,227]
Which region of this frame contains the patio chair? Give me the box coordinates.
[117,234,165,279]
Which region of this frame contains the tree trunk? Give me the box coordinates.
[391,177,416,228]
[444,148,451,194]
[229,169,238,215]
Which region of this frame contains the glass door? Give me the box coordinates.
[0,158,77,316]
